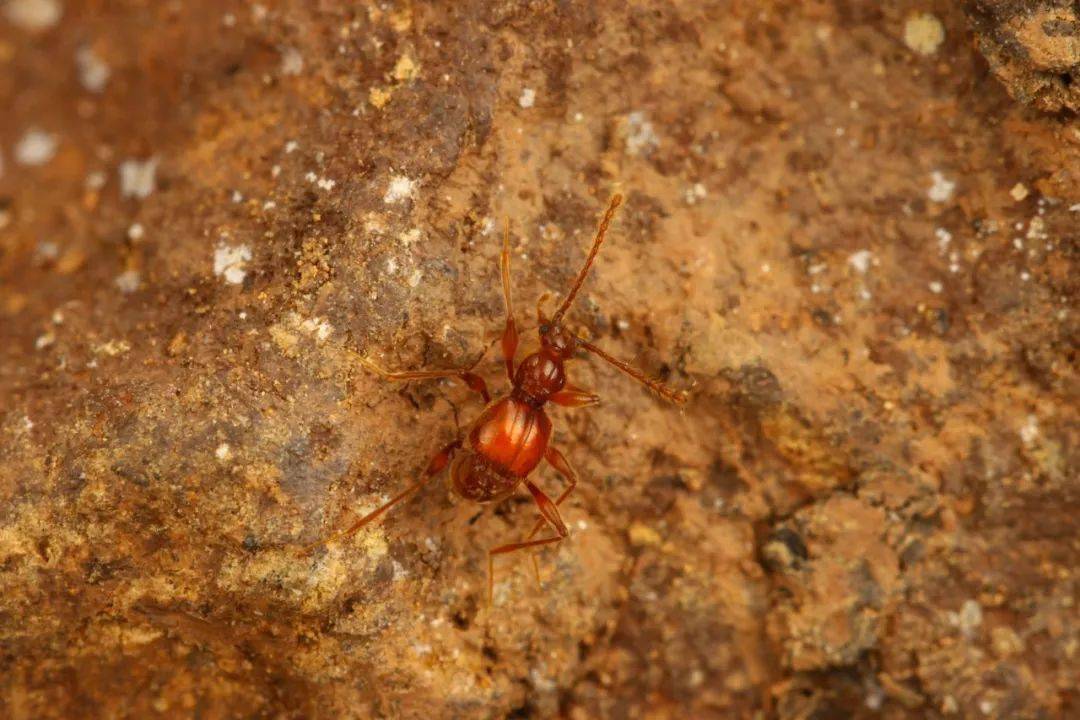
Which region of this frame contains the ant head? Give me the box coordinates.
[539,322,577,359]
[536,292,577,358]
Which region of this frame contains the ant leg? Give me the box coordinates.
[488,535,564,605]
[550,384,600,407]
[529,446,578,536]
[523,446,580,581]
[359,356,490,403]
[298,439,461,556]
[500,220,519,381]
[488,479,568,604]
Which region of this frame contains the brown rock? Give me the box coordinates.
[0,2,1075,719]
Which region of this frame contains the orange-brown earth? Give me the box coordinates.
[1,1,1076,718]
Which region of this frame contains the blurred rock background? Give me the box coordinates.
[0,1,1076,718]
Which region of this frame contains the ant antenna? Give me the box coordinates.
[550,194,623,326]
[576,337,688,404]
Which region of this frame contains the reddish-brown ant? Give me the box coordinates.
[303,194,687,601]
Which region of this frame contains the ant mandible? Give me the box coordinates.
[304,194,687,602]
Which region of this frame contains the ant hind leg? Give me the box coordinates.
[298,439,462,556]
[487,479,568,604]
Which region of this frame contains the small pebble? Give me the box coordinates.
[1009,182,1029,202]
[4,0,62,32]
[904,13,945,56]
[15,128,58,166]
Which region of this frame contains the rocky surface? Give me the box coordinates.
[964,0,1080,113]
[1,1,1076,718]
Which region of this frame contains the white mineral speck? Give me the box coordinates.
[1009,182,1029,202]
[280,47,304,76]
[399,228,421,247]
[625,111,658,156]
[119,157,159,199]
[127,223,144,241]
[4,0,62,31]
[1019,415,1039,445]
[76,45,110,92]
[215,443,232,462]
[214,243,252,285]
[518,87,536,108]
[85,170,106,189]
[15,128,58,166]
[292,314,333,342]
[929,281,943,294]
[37,241,59,259]
[959,599,983,638]
[114,270,140,293]
[848,249,873,273]
[935,227,952,253]
[864,683,885,710]
[383,175,416,204]
[685,183,707,204]
[1026,216,1047,240]
[927,170,955,203]
[904,13,945,56]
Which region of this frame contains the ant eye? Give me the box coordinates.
[539,324,550,334]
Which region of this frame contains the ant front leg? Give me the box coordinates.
[487,479,568,604]
[499,220,519,381]
[358,356,490,404]
[550,384,600,407]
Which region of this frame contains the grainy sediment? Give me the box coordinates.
[1,2,1076,718]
